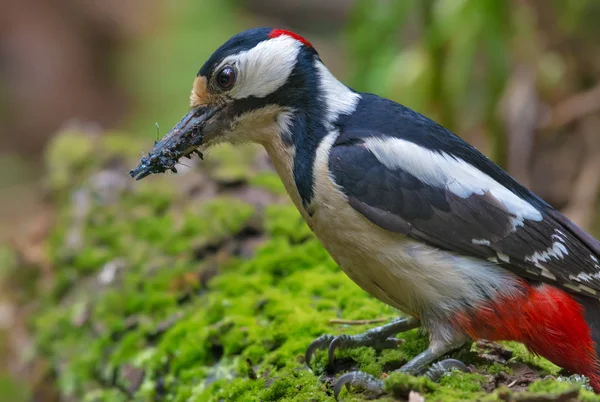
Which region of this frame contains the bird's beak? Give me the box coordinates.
[129,105,221,180]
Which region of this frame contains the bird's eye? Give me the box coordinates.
[215,66,236,90]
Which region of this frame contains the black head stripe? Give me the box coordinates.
[198,27,273,78]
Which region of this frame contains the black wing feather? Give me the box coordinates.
[329,132,600,298]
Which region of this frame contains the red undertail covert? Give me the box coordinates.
[456,282,600,391]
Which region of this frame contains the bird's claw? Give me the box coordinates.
[333,371,384,401]
[424,358,468,381]
[305,334,336,368]
[332,359,467,400]
[305,333,402,368]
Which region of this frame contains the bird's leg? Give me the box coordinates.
[332,338,467,400]
[305,316,420,368]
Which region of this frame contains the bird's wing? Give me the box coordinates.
[328,130,600,298]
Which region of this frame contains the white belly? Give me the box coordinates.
[309,193,522,322]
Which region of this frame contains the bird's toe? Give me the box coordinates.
[333,371,385,401]
[305,334,337,368]
[424,358,468,381]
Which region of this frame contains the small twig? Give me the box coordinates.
[328,317,391,326]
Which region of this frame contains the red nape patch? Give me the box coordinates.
[455,283,600,391]
[268,29,313,48]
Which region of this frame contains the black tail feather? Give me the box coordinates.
[575,295,600,390]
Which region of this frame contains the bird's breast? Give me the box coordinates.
[263,132,522,323]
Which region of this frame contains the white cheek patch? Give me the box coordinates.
[364,137,543,227]
[221,36,302,100]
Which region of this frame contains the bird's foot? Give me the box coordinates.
[305,317,420,368]
[332,358,468,400]
[425,358,469,381]
[332,339,468,400]
[333,371,385,400]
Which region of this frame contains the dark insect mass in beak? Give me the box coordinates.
[129,106,218,180]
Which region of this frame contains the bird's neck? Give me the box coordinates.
[291,61,360,212]
[263,137,312,222]
[264,61,361,215]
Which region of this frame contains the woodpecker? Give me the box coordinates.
[130,27,600,396]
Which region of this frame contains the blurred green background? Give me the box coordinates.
[3,0,600,239]
[2,0,600,400]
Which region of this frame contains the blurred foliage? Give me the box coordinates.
[344,0,599,165]
[117,0,244,139]
[112,0,600,173]
[4,0,600,400]
[346,0,514,163]
[25,127,598,402]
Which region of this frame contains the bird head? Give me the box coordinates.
[129,27,323,180]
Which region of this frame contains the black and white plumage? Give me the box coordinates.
[330,94,600,297]
[130,27,600,394]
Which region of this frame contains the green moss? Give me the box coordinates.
[0,375,31,402]
[384,372,436,398]
[44,129,96,192]
[82,389,130,402]
[264,204,313,243]
[433,371,488,401]
[0,245,16,282]
[580,389,600,402]
[487,362,512,375]
[250,172,287,195]
[27,131,596,401]
[502,341,561,375]
[527,378,581,394]
[130,179,180,214]
[102,132,153,159]
[204,144,259,184]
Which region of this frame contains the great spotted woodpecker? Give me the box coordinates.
[130,28,600,397]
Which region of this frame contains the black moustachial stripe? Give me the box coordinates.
[197,28,332,213]
[219,46,326,213]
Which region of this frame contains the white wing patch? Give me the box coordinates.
[314,61,360,127]
[563,283,597,296]
[539,268,557,280]
[364,137,543,228]
[580,285,597,295]
[571,272,600,283]
[497,252,510,263]
[220,36,302,100]
[525,231,569,267]
[311,131,341,211]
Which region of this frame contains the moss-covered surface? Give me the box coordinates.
[10,129,600,401]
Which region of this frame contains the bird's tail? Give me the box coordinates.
[574,295,600,392]
[457,283,600,392]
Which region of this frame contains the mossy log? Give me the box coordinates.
[7,128,600,401]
